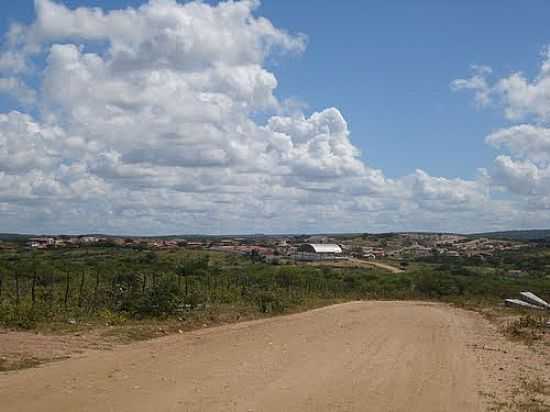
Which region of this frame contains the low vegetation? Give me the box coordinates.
[502,314,550,346]
[0,245,549,331]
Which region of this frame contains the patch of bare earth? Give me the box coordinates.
[473,308,550,411]
[0,328,114,372]
[0,305,268,372]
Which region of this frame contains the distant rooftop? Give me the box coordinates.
[300,244,342,254]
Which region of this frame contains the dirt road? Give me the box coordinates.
[351,258,404,273]
[306,258,403,273]
[0,302,495,411]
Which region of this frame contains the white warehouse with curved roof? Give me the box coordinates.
[299,244,343,254]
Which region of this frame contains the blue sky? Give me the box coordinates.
[265,1,550,179]
[1,0,550,234]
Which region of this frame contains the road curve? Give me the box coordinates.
[351,258,404,273]
[0,301,485,412]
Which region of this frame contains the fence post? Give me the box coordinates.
[78,271,86,308]
[15,271,20,306]
[31,271,37,309]
[93,271,100,310]
[64,271,70,310]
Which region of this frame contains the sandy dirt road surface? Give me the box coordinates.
[350,258,404,273]
[0,301,530,411]
[306,258,403,273]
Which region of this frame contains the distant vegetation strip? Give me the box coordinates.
[469,230,550,241]
[3,229,550,243]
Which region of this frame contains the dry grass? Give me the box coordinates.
[99,305,260,343]
[523,377,550,397]
[0,355,70,372]
[508,377,550,412]
[0,357,41,372]
[461,305,550,412]
[502,314,549,346]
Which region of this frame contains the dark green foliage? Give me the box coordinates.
[0,246,549,329]
[415,271,464,297]
[248,289,290,313]
[134,276,181,316]
[471,229,550,242]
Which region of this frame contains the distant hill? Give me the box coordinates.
[0,233,33,241]
[471,230,550,241]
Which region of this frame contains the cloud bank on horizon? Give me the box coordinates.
[0,0,548,235]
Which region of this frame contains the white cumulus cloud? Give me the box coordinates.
[453,47,550,122]
[0,0,540,234]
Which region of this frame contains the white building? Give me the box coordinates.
[299,244,343,254]
[295,243,344,261]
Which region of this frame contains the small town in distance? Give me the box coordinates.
[20,231,531,260]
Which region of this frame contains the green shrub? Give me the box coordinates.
[414,271,463,297]
[135,277,181,316]
[249,289,289,313]
[0,301,36,329]
[97,308,128,325]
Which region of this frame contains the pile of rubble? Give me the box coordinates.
[505,291,550,311]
